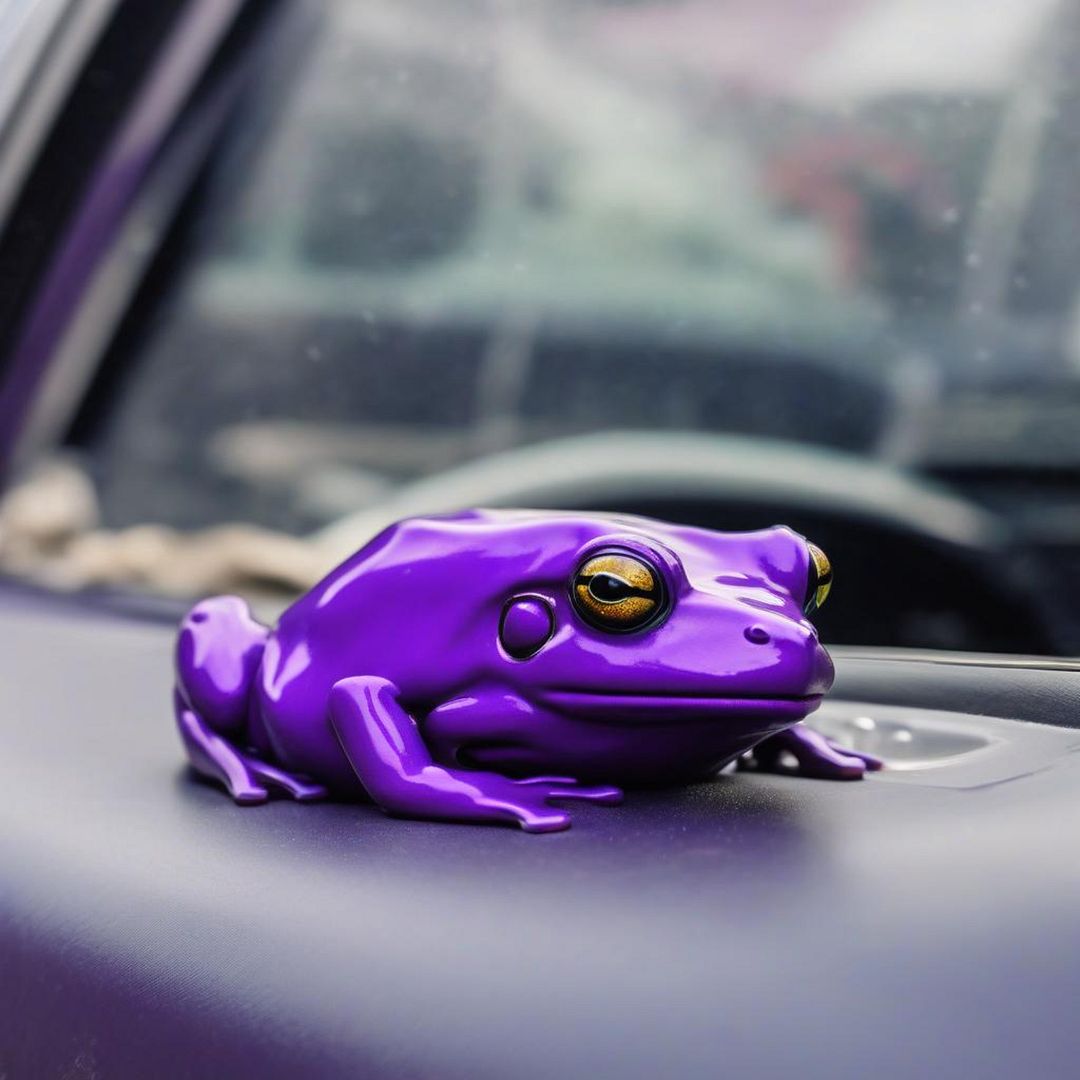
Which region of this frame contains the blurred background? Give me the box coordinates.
[2,0,1080,653]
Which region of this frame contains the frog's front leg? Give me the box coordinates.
[328,677,622,832]
[740,723,883,780]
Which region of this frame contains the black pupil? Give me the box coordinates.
[589,573,632,602]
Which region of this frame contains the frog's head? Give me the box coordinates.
[495,516,834,730]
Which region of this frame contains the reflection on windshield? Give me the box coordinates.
[76,0,1078,534]
[9,0,1080,654]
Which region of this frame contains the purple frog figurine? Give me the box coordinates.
[174,510,880,832]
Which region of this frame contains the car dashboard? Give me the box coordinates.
[3,590,1080,1078]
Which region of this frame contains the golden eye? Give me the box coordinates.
[572,552,665,632]
[805,542,832,614]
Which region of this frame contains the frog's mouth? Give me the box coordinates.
[537,689,823,726]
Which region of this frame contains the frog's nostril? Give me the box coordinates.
[744,625,771,645]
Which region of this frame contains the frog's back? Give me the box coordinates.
[255,513,572,752]
[255,507,728,769]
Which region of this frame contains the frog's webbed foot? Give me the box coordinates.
[329,676,622,831]
[175,694,328,804]
[468,774,623,833]
[739,723,883,781]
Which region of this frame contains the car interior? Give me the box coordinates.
[3,1,1080,1077]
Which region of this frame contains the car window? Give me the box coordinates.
[72,0,1071,526]
[6,0,1080,654]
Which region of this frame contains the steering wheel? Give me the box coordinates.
[314,432,1054,653]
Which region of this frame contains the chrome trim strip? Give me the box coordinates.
[0,0,243,471]
[0,0,119,224]
[831,645,1080,672]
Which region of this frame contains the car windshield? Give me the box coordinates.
[5,0,1080,654]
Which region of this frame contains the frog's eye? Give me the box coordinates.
[572,551,666,632]
[804,541,832,615]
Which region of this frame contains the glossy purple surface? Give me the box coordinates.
[174,510,877,830]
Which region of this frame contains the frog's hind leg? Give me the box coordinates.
[174,596,327,805]
[174,692,327,804]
